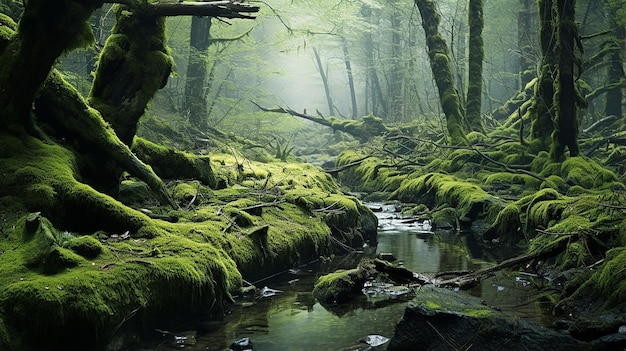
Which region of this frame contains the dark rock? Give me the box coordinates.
[388,285,590,351]
[376,252,396,262]
[590,332,626,351]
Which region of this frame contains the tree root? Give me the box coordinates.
[36,70,176,208]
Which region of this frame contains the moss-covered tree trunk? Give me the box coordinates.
[529,0,557,152]
[465,0,485,133]
[89,6,173,146]
[550,0,581,160]
[361,4,387,117]
[389,8,404,121]
[518,0,537,88]
[414,0,467,145]
[0,0,101,130]
[183,16,213,129]
[604,30,624,119]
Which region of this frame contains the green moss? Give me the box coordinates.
[464,308,494,318]
[132,138,217,187]
[572,247,626,310]
[484,172,542,191]
[425,300,441,309]
[540,175,568,192]
[491,203,522,243]
[560,157,618,189]
[67,235,103,259]
[312,263,373,304]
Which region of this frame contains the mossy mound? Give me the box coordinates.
[391,173,505,228]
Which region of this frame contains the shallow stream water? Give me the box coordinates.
[146,204,555,351]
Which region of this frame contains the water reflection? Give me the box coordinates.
[145,204,554,351]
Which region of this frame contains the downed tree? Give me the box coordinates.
[251,101,390,142]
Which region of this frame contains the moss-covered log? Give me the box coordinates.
[252,102,391,142]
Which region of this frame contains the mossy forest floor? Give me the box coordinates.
[334,127,626,328]
[0,133,376,350]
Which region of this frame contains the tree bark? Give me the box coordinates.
[414,0,467,145]
[0,0,102,130]
[529,0,557,152]
[518,0,537,88]
[603,28,624,119]
[313,47,335,116]
[465,0,485,132]
[89,5,173,145]
[183,16,213,129]
[342,37,358,119]
[550,0,581,160]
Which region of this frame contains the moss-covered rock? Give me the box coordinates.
[312,261,375,304]
[388,285,590,351]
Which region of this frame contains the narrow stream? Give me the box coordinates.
[146,204,555,351]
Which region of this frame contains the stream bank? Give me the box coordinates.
[0,153,377,351]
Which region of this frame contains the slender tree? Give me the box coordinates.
[465,0,485,132]
[603,0,625,119]
[518,0,537,88]
[313,47,335,116]
[342,37,358,118]
[183,16,213,130]
[550,0,582,160]
[414,0,467,144]
[361,4,387,117]
[529,0,557,152]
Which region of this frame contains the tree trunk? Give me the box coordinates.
[465,0,485,132]
[361,4,387,117]
[389,9,404,121]
[550,0,581,160]
[89,6,173,146]
[604,28,624,119]
[313,47,335,116]
[342,37,358,119]
[529,0,557,152]
[183,16,212,129]
[518,0,537,89]
[414,0,467,145]
[0,0,101,130]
